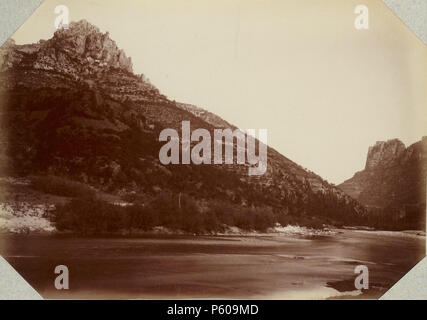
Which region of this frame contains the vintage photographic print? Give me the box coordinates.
[0,0,425,301]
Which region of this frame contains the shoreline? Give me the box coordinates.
[0,224,335,238]
[0,225,425,239]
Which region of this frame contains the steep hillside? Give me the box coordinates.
[0,20,366,233]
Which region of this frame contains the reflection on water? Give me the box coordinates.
[0,230,424,299]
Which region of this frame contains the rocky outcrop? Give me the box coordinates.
[1,20,133,77]
[46,20,132,71]
[365,139,406,170]
[339,138,427,209]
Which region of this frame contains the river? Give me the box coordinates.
[0,229,424,299]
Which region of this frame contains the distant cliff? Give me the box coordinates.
[339,138,426,229]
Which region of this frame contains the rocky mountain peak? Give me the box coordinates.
[62,19,101,34]
[44,19,133,73]
[365,139,406,170]
[0,20,133,75]
[339,136,425,216]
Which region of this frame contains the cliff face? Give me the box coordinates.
[339,138,427,209]
[0,20,365,224]
[365,139,406,170]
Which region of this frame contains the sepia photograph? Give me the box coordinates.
[0,0,425,301]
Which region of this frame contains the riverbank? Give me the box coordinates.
[1,203,425,239]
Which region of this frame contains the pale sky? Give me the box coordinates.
[11,0,427,184]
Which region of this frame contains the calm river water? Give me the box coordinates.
[0,229,424,299]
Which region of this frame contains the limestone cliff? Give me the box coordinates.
[339,138,427,209]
